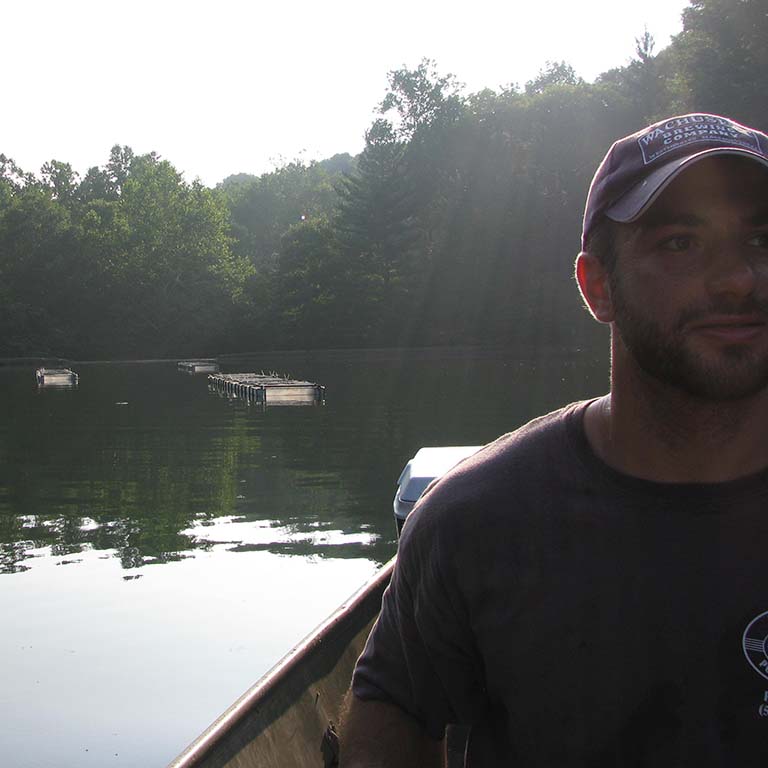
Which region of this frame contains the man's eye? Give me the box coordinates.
[659,236,692,252]
[747,232,768,249]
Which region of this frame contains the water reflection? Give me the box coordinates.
[185,515,380,559]
[0,347,608,574]
[0,361,385,573]
[0,346,608,767]
[0,544,380,768]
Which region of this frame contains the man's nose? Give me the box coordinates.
[706,246,759,298]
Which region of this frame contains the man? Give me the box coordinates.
[342,113,768,767]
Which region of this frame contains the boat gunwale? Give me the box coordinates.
[168,557,395,768]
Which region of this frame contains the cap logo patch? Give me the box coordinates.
[637,114,762,164]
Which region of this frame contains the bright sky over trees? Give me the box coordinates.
[5,0,688,185]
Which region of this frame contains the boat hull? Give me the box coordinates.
[169,560,394,768]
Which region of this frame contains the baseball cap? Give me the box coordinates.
[581,113,768,249]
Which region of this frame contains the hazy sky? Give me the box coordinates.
[4,0,689,186]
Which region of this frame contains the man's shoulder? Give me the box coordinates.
[440,400,587,490]
[404,400,591,531]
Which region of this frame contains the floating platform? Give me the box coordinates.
[36,368,79,387]
[178,360,220,374]
[208,373,325,406]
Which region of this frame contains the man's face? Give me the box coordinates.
[608,156,768,401]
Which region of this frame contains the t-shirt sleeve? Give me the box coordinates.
[351,495,488,739]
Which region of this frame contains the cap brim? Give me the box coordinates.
[605,148,768,224]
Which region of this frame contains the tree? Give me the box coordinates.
[335,120,422,343]
[0,154,34,192]
[673,0,768,127]
[77,166,114,203]
[222,160,340,267]
[524,61,583,96]
[106,144,135,197]
[273,218,344,346]
[379,58,465,141]
[0,181,75,354]
[100,153,251,355]
[40,160,79,203]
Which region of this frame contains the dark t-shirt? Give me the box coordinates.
[352,401,768,766]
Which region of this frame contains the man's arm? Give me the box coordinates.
[340,691,445,768]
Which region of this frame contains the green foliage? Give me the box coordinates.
[334,119,424,344]
[525,61,584,96]
[218,157,357,351]
[102,156,251,355]
[379,58,465,140]
[221,160,344,268]
[0,0,765,358]
[274,218,344,346]
[0,147,252,358]
[0,183,75,354]
[40,160,79,202]
[673,0,768,126]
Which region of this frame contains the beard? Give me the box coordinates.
[609,276,768,401]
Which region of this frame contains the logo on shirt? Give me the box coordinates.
[743,611,768,681]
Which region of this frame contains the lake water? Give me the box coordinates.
[0,345,607,767]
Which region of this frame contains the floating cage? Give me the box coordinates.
[178,360,220,374]
[36,368,79,387]
[208,373,325,406]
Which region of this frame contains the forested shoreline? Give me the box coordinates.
[1,0,765,360]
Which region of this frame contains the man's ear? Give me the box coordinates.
[575,252,614,323]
